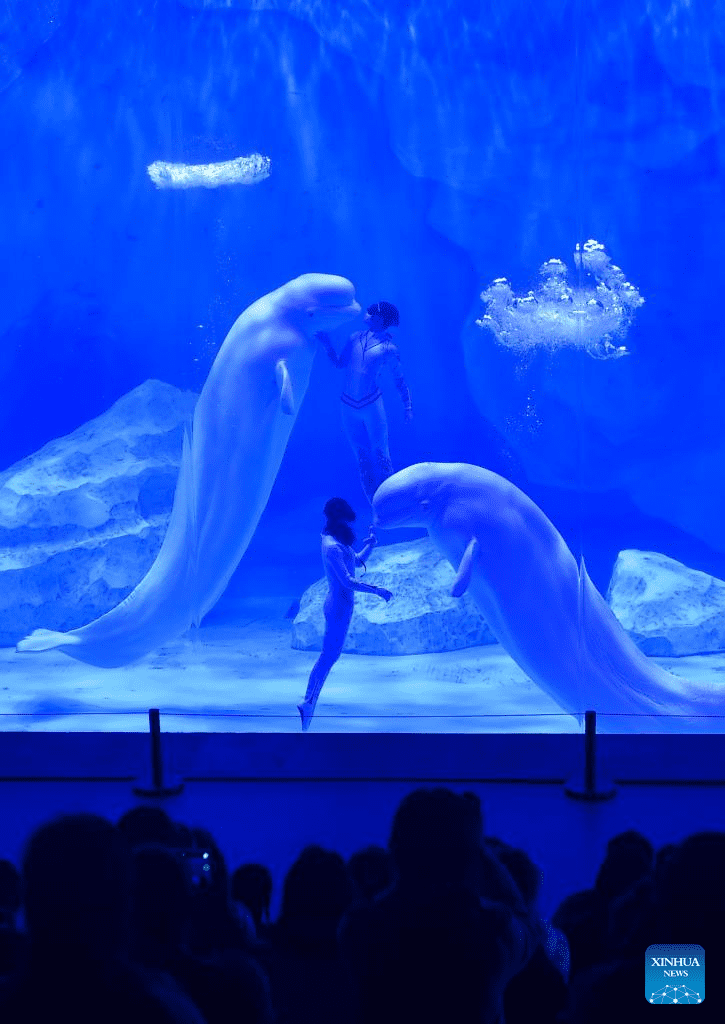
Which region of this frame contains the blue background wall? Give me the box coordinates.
[1,0,724,600]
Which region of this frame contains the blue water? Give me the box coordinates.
[1,0,724,732]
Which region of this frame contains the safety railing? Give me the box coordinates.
[1,707,724,800]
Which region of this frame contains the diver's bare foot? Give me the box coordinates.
[297,701,315,732]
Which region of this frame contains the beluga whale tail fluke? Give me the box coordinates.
[371,462,724,733]
[16,629,82,653]
[16,274,361,667]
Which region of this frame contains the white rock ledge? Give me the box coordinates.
[0,380,197,646]
[607,549,725,656]
[291,537,496,655]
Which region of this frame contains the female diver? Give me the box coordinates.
[298,498,392,732]
[316,301,412,503]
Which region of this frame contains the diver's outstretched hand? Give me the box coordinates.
[365,529,378,548]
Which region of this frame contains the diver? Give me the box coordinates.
[298,498,392,732]
[316,301,412,503]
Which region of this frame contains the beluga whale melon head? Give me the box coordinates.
[372,462,456,530]
[255,273,361,332]
[293,273,361,327]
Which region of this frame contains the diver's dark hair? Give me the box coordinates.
[324,497,355,522]
[323,497,356,547]
[367,301,399,329]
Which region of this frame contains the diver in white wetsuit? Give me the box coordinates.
[298,498,392,732]
[317,301,412,503]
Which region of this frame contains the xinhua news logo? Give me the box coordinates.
[645,945,705,1005]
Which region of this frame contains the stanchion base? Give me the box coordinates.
[564,777,616,801]
[132,775,184,798]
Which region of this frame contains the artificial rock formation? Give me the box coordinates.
[292,536,496,655]
[0,379,196,646]
[607,549,725,656]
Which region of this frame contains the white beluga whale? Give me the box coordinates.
[18,273,361,667]
[372,462,724,732]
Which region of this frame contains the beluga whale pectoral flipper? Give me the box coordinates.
[372,462,725,733]
[17,274,361,667]
[275,358,295,415]
[451,537,480,598]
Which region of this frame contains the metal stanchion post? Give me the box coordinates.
[564,710,616,801]
[133,708,184,798]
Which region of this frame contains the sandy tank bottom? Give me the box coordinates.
[2,604,725,733]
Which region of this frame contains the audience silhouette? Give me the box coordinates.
[261,844,359,1022]
[347,844,394,903]
[0,859,26,981]
[231,863,274,942]
[0,798,720,1022]
[487,840,568,1024]
[561,831,723,1022]
[131,843,273,1024]
[339,787,540,1023]
[0,813,204,1023]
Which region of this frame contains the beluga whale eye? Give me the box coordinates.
[420,499,430,508]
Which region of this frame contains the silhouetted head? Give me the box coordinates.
[117,805,180,849]
[323,496,356,546]
[22,813,133,957]
[656,831,725,940]
[184,826,253,957]
[366,301,400,330]
[280,845,354,924]
[551,887,608,977]
[175,822,194,847]
[655,842,677,885]
[488,842,542,910]
[347,845,394,901]
[231,862,273,926]
[131,844,189,950]
[607,829,654,859]
[595,829,654,901]
[389,787,484,886]
[0,858,21,918]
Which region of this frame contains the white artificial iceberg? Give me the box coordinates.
[147,153,271,189]
[292,537,496,655]
[0,380,197,647]
[477,240,644,359]
[607,550,725,657]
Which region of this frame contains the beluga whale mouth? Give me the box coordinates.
[372,461,725,733]
[17,274,361,668]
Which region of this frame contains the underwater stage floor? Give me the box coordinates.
[2,606,724,734]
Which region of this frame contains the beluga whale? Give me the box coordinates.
[18,274,361,667]
[372,462,724,733]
